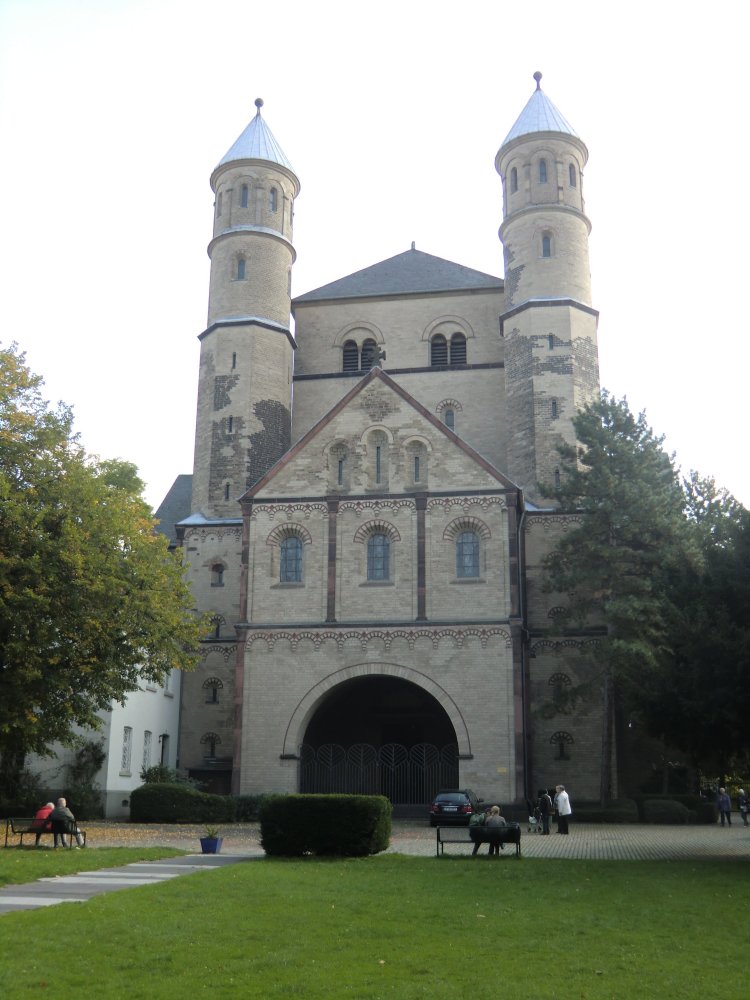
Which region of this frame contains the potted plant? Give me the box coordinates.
[199,825,223,855]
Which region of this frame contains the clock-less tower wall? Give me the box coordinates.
[191,99,300,520]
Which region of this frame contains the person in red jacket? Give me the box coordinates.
[32,801,55,847]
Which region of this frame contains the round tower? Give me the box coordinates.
[191,99,300,518]
[496,73,600,503]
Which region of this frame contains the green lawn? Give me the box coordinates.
[0,846,185,887]
[0,853,746,998]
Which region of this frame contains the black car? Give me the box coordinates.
[429,789,483,826]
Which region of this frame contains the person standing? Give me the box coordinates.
[717,788,732,827]
[537,788,553,835]
[555,785,572,834]
[32,801,54,847]
[738,789,749,827]
[49,797,85,848]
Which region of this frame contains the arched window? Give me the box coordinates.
[224,483,230,501]
[240,184,249,208]
[551,731,574,760]
[216,192,222,217]
[431,334,448,366]
[542,235,551,258]
[361,339,377,370]
[203,677,223,704]
[367,533,390,581]
[280,535,303,583]
[342,340,359,372]
[200,732,220,758]
[551,400,558,419]
[456,531,480,578]
[237,257,246,279]
[450,333,466,365]
[539,159,548,183]
[443,409,455,431]
[569,164,577,187]
[211,564,224,587]
[269,187,278,212]
[510,166,518,193]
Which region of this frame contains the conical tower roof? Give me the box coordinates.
[500,72,579,148]
[217,98,295,172]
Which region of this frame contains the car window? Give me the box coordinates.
[436,794,465,804]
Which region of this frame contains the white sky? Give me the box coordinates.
[1,0,748,510]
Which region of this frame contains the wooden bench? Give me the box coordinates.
[4,817,86,849]
[436,822,521,857]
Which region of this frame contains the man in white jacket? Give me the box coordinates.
[555,785,572,834]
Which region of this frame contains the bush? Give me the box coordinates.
[574,799,639,824]
[260,794,392,857]
[233,794,271,822]
[129,783,236,824]
[634,794,717,824]
[642,799,690,824]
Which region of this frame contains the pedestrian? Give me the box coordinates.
[738,789,749,827]
[31,801,54,847]
[555,784,572,834]
[717,788,732,827]
[537,787,553,835]
[485,805,507,856]
[49,797,85,848]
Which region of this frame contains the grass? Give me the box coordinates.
[0,852,747,998]
[0,846,185,887]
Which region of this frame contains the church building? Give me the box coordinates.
[157,74,609,808]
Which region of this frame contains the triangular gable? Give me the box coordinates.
[243,367,519,500]
[293,247,503,304]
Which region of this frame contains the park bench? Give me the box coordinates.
[4,817,87,849]
[436,822,521,858]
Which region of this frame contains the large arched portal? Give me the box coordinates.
[299,676,460,804]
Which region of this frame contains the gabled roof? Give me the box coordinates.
[216,99,295,173]
[501,72,579,148]
[243,367,519,500]
[154,474,193,546]
[293,247,503,304]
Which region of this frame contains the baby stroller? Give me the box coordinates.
[526,797,543,834]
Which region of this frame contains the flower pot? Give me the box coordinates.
[199,836,223,855]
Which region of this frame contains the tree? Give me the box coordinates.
[0,343,203,796]
[634,474,750,773]
[541,392,700,801]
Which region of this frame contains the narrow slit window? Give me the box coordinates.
[224,483,230,501]
[375,445,382,484]
[569,164,577,187]
[231,352,237,369]
[338,458,344,486]
[414,455,420,483]
[551,400,558,419]
[269,187,278,212]
[510,166,518,193]
[227,416,233,434]
[548,334,554,350]
[554,468,561,489]
[240,184,249,208]
[542,235,551,258]
[237,258,246,280]
[539,159,548,183]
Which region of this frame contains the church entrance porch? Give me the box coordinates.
[298,676,460,805]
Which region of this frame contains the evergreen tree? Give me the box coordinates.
[541,392,700,801]
[0,343,203,796]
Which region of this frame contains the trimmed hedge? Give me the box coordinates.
[129,783,236,824]
[573,798,639,824]
[260,794,392,857]
[634,795,718,825]
[642,799,690,824]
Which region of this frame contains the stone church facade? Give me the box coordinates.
[157,77,610,808]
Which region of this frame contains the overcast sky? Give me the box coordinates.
[1,0,748,510]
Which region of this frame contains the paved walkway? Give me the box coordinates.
[1,820,747,915]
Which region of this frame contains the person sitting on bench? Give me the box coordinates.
[32,801,55,847]
[49,797,85,848]
[485,805,507,856]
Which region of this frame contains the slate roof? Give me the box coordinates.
[217,99,295,173]
[501,72,579,147]
[294,247,503,304]
[154,474,193,546]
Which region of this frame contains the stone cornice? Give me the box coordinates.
[240,624,512,652]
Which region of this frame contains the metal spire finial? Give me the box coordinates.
[533,71,542,90]
[254,97,264,115]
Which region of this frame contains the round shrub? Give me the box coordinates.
[643,799,690,824]
[260,794,392,856]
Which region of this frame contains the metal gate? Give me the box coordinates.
[299,742,459,804]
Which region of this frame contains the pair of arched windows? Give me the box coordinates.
[237,185,277,211]
[343,339,378,373]
[430,333,466,366]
